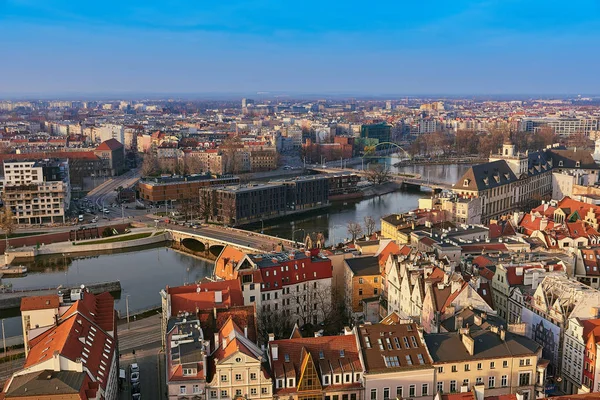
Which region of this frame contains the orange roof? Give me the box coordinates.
[168,280,244,316]
[20,294,60,312]
[95,138,123,151]
[377,241,401,268]
[213,246,246,280]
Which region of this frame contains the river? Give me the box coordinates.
[258,162,470,244]
[1,163,469,340]
[1,247,213,338]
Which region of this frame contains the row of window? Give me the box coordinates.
[220,372,258,381]
[200,387,269,398]
[439,359,517,372]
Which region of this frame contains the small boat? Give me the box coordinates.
[0,265,28,275]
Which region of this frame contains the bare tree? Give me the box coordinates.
[220,136,244,173]
[0,203,15,248]
[257,307,294,343]
[198,190,213,223]
[347,222,363,242]
[364,216,376,237]
[141,153,159,177]
[365,164,392,185]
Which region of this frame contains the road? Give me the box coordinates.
[86,168,141,212]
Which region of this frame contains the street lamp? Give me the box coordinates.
[261,219,264,234]
[126,294,131,330]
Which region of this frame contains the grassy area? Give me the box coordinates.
[73,232,153,246]
[0,231,47,239]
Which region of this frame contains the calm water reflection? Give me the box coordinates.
[2,247,213,337]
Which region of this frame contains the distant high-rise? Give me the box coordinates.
[242,98,254,108]
[386,100,392,110]
[360,123,391,144]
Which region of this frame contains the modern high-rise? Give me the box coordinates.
[360,123,391,144]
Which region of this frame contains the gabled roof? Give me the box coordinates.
[95,138,123,151]
[167,280,244,316]
[547,149,599,170]
[4,370,92,398]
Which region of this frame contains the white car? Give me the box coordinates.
[130,363,139,373]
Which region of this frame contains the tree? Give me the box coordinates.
[198,190,213,223]
[364,216,376,237]
[365,164,392,185]
[141,153,159,177]
[347,222,363,242]
[455,130,480,155]
[0,205,15,248]
[220,135,244,174]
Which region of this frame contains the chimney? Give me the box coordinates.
[244,326,248,338]
[516,267,523,276]
[461,333,475,356]
[214,333,219,349]
[214,291,222,304]
[271,344,279,360]
[499,329,506,341]
[516,391,525,400]
[53,350,60,371]
[455,316,464,331]
[474,315,482,326]
[474,384,485,400]
[268,333,275,342]
[213,307,217,319]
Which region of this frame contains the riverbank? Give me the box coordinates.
[5,229,171,263]
[394,156,485,167]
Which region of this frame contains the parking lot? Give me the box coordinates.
[119,352,164,400]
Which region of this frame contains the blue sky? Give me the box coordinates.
[1,0,599,96]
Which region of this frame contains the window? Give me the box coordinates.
[422,384,429,396]
[385,356,400,367]
[409,385,416,397]
[250,372,257,380]
[396,386,403,398]
[371,389,377,400]
[417,354,425,364]
[489,376,496,388]
[502,375,508,387]
[249,295,255,302]
[193,385,200,394]
[526,358,531,366]
[183,368,195,376]
[384,388,390,400]
[261,388,268,394]
[503,360,508,368]
[437,381,443,394]
[359,288,363,295]
[324,375,330,384]
[236,389,242,396]
[221,390,228,398]
[251,388,257,395]
[180,386,187,394]
[490,361,495,369]
[210,390,218,398]
[465,364,470,371]
[359,278,364,284]
[374,288,378,295]
[403,337,410,348]
[220,374,228,382]
[519,372,531,386]
[235,373,242,381]
[450,380,457,393]
[476,377,483,385]
[463,379,469,387]
[452,365,457,372]
[477,362,482,370]
[438,366,444,373]
[405,355,412,365]
[411,336,418,347]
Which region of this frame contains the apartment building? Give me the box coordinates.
[206,318,272,400]
[344,256,382,322]
[268,333,363,400]
[425,322,546,400]
[357,322,435,400]
[0,159,71,224]
[519,117,599,137]
[94,139,125,176]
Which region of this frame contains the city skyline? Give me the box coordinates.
[2,0,600,96]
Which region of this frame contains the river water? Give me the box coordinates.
[1,163,469,339]
[1,247,213,338]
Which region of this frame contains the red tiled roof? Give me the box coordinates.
[95,138,123,151]
[168,280,244,316]
[461,243,508,253]
[20,294,60,312]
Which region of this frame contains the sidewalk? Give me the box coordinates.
[117,313,161,333]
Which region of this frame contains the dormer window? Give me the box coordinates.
[463,179,470,187]
[576,161,581,167]
[340,349,345,358]
[319,350,324,359]
[323,375,330,385]
[559,161,563,167]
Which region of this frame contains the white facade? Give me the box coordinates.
[95,124,125,145]
[563,317,586,393]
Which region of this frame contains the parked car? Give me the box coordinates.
[130,363,139,374]
[130,371,139,384]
